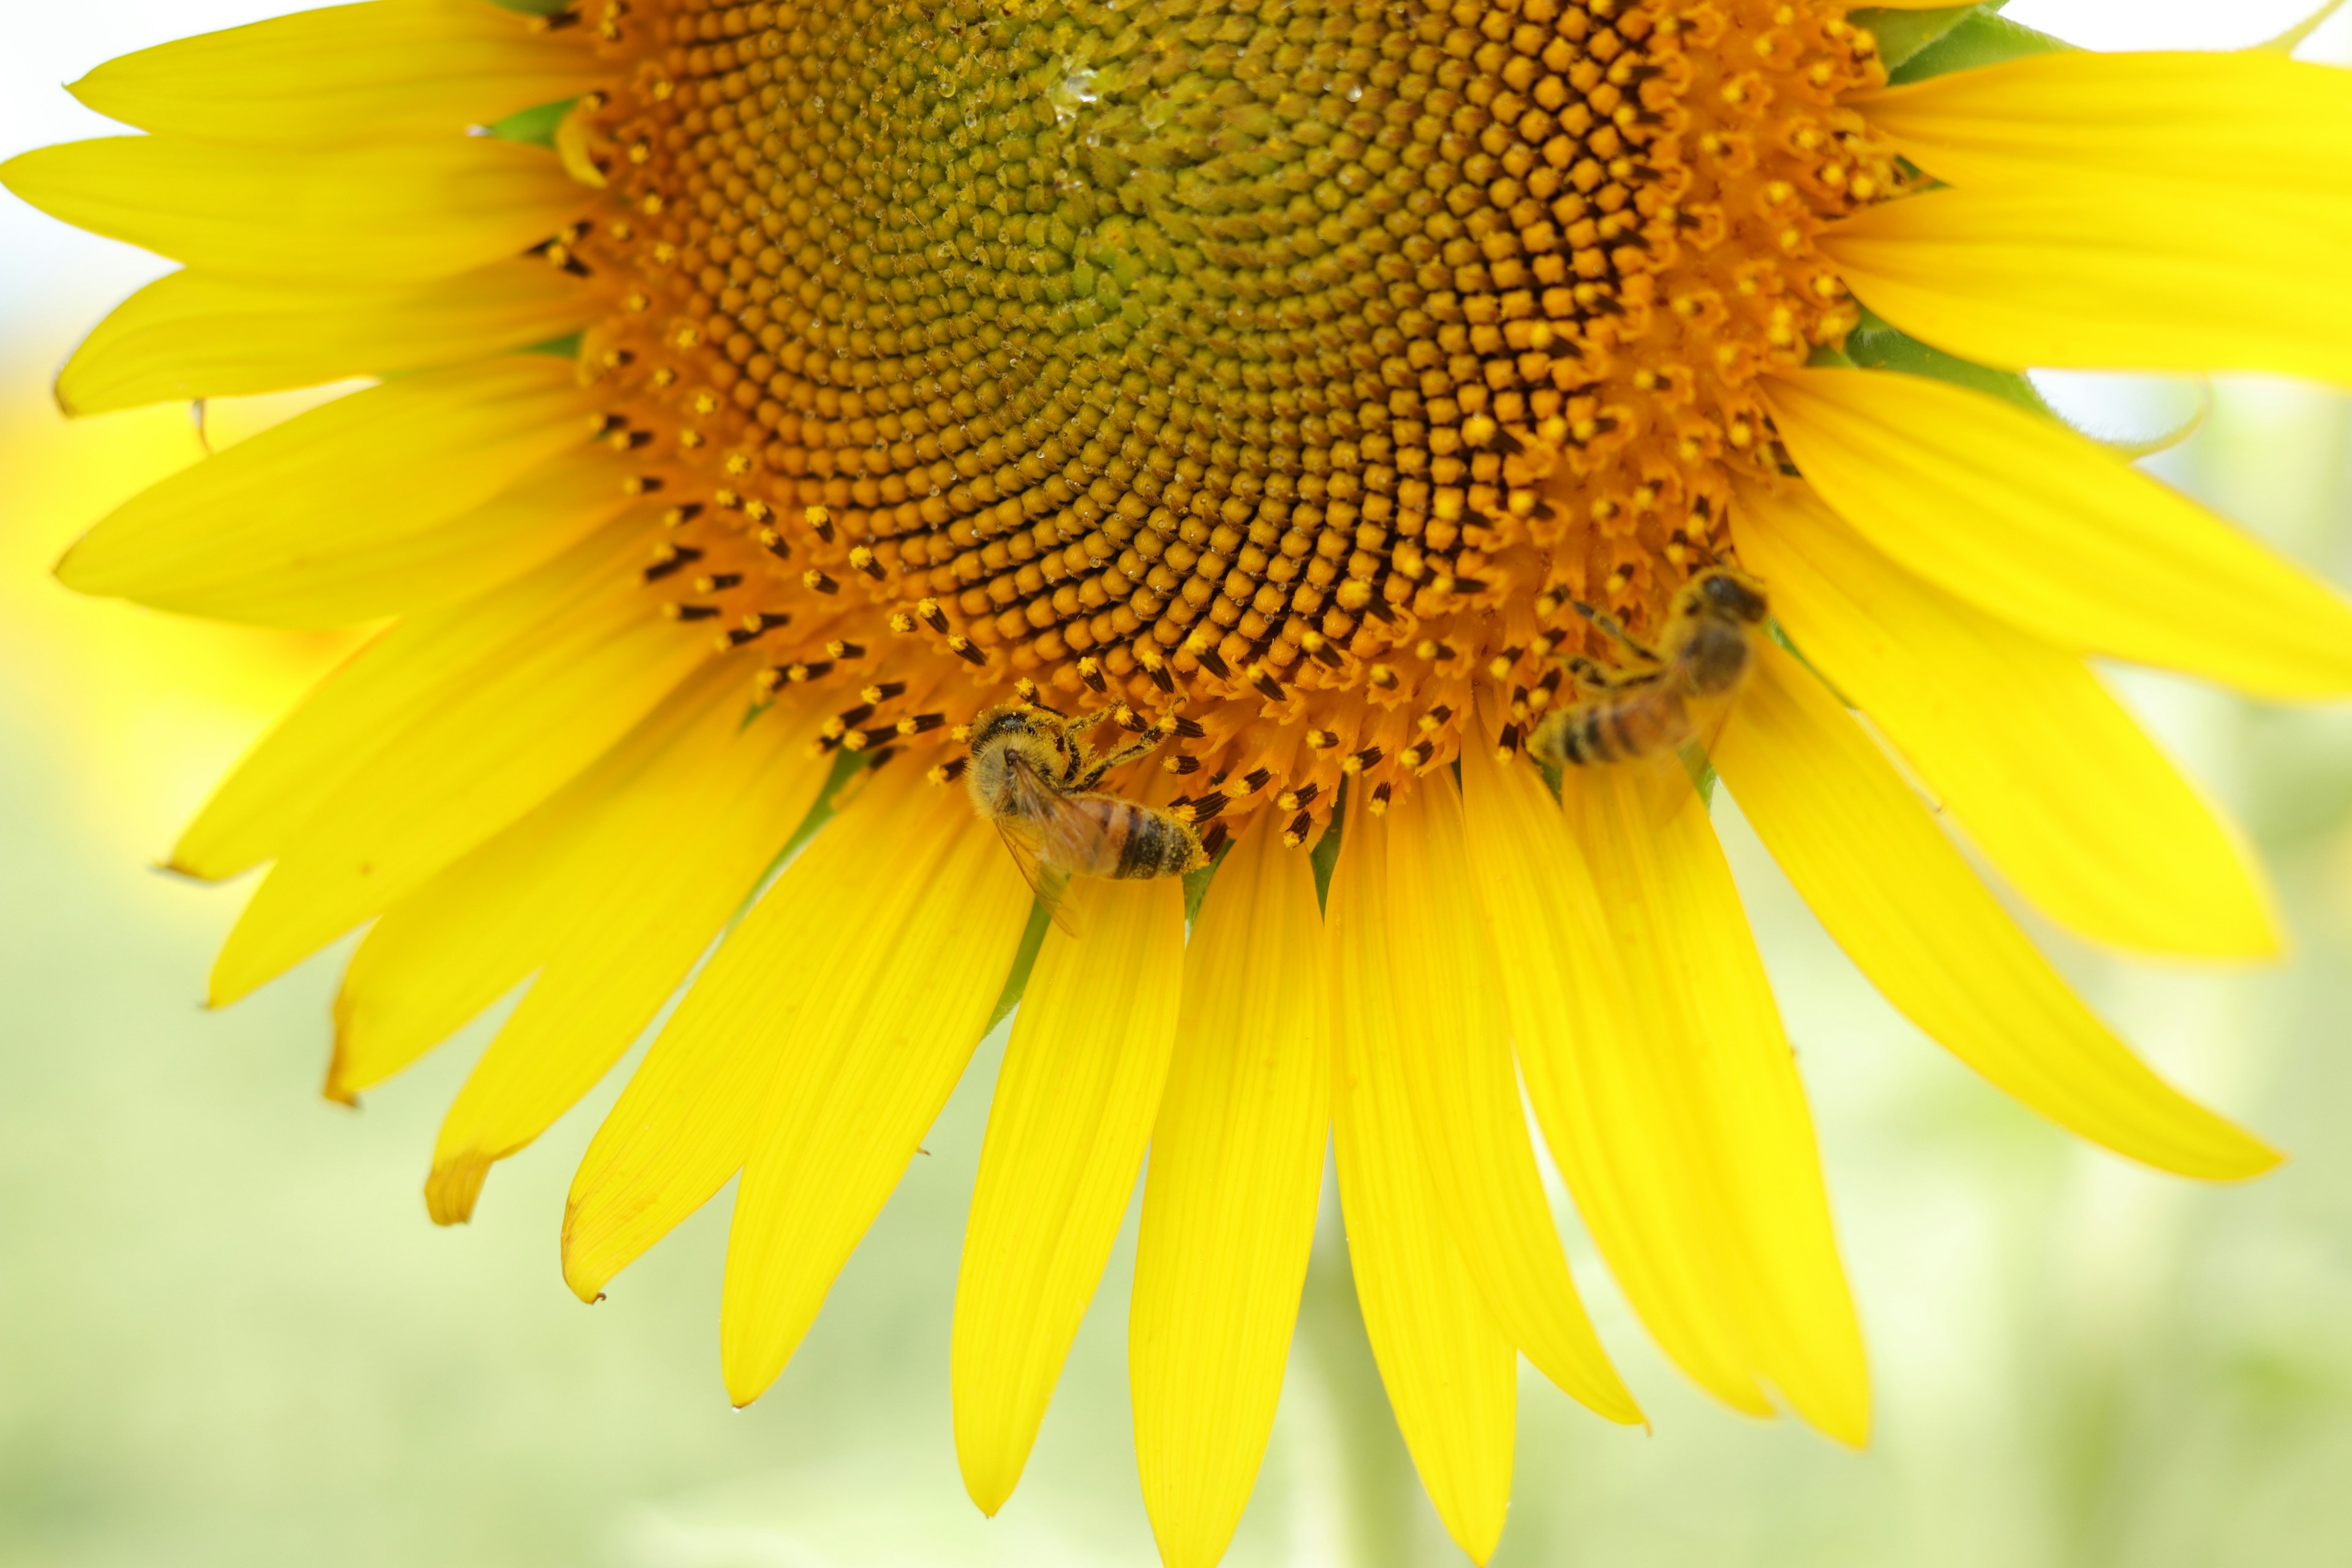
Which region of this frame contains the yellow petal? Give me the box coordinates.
[1823,181,2352,386]
[1735,478,2280,959]
[1457,736,1758,1414]
[1325,806,1518,1566]
[59,357,600,628]
[1566,764,1870,1442]
[56,261,591,415]
[425,681,833,1223]
[208,581,709,1005]
[172,518,649,881]
[1131,815,1330,1568]
[1458,732,1869,1444]
[552,99,607,189]
[1858,48,2352,194]
[330,660,779,1099]
[1717,640,2278,1180]
[327,790,576,1102]
[67,0,608,148]
[1764,368,2352,699]
[952,876,1185,1515]
[306,451,641,624]
[1359,777,1638,1424]
[0,137,592,285]
[720,793,1031,1404]
[561,763,952,1300]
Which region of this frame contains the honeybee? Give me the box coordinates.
[965,701,1207,933]
[1529,568,1770,778]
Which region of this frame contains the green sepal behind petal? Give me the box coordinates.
[490,97,576,148]
[1890,10,2068,85]
[1182,838,1233,925]
[1841,307,2054,418]
[1309,782,1348,913]
[1850,3,2004,69]
[984,901,1054,1036]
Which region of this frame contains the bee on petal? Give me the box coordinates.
[965,701,1207,935]
[1529,570,1772,801]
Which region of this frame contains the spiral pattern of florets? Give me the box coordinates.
[553,0,1893,840]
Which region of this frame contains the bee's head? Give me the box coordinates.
[968,704,1035,751]
[1693,570,1768,624]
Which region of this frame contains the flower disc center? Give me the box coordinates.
[576,0,1888,832]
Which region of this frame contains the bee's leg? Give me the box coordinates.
[1009,677,1073,719]
[1564,655,1626,694]
[1043,707,1127,786]
[1011,704,1096,783]
[1050,704,1121,738]
[1567,599,1663,666]
[1073,728,1172,788]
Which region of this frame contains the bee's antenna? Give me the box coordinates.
[1564,598,1615,633]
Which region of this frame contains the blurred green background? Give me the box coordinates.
[5,3,2351,1565]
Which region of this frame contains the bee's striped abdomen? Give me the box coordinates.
[1534,679,1691,768]
[1111,807,1202,879]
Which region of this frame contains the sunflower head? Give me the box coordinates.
[12,2,2352,1567]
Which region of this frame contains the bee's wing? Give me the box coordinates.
[1001,754,1109,938]
[1615,748,1703,827]
[1032,799,1131,873]
[1635,698,1738,827]
[993,820,1082,939]
[1686,693,1736,764]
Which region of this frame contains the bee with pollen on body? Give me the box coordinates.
[960,694,1211,935]
[1529,568,1774,793]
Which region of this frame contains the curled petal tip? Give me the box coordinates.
[424,1153,488,1226]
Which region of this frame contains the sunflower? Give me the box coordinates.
[11,0,2352,1558]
